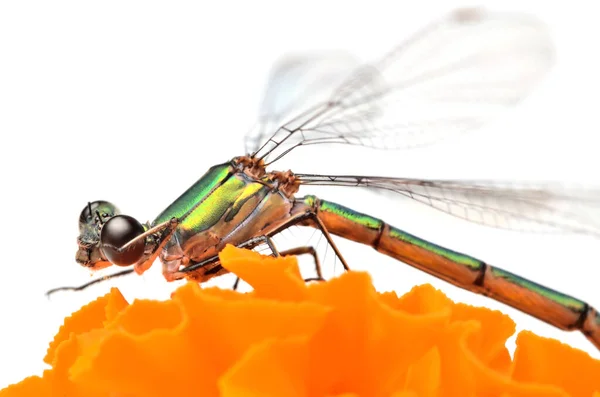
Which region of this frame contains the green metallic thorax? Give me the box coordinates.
[153,162,232,227]
[153,161,295,266]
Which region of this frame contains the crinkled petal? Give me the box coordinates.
[2,245,599,397]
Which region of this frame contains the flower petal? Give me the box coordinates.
[3,246,600,397]
[44,287,128,365]
[513,331,600,397]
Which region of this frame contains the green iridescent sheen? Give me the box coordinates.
[153,163,231,226]
[306,195,482,270]
[490,267,586,312]
[180,176,247,234]
[78,201,121,244]
[92,202,119,219]
[303,195,316,207]
[225,182,267,222]
[311,196,383,230]
[388,226,484,270]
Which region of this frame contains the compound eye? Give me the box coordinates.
[100,215,145,266]
[79,201,119,230]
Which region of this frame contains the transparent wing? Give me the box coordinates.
[248,8,554,164]
[297,174,600,237]
[244,52,360,155]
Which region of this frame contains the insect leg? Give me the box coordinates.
[279,246,323,280]
[239,213,337,279]
[132,218,180,275]
[306,212,350,271]
[231,235,280,290]
[233,245,324,289]
[178,235,280,279]
[263,210,347,277]
[232,277,241,291]
[229,240,324,288]
[173,210,349,284]
[110,218,179,256]
[45,268,135,297]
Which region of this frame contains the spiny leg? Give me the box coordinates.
[251,214,336,280]
[103,218,177,255]
[240,235,322,269]
[176,235,280,287]
[233,242,323,289]
[133,218,179,275]
[310,213,350,271]
[232,277,241,291]
[45,268,135,297]
[174,210,349,286]
[266,211,347,278]
[235,235,280,257]
[178,232,326,288]
[179,235,316,289]
[235,245,325,289]
[280,246,323,281]
[259,210,349,275]
[232,235,279,290]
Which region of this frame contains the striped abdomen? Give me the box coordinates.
[300,195,600,349]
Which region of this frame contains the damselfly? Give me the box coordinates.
[48,9,600,350]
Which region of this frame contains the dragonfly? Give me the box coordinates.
[47,8,600,350]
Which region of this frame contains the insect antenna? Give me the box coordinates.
[95,210,104,225]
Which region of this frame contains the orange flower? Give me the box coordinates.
[2,245,599,397]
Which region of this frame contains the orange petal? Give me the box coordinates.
[453,324,570,397]
[0,376,50,397]
[219,244,308,301]
[45,287,128,365]
[46,333,84,396]
[70,299,196,397]
[403,347,441,397]
[3,245,600,397]
[451,303,515,372]
[392,283,454,314]
[391,392,418,397]
[174,287,330,368]
[513,331,600,396]
[219,336,309,397]
[304,271,451,396]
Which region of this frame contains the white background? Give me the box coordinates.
[1,0,599,388]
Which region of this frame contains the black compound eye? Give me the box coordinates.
[100,215,145,266]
